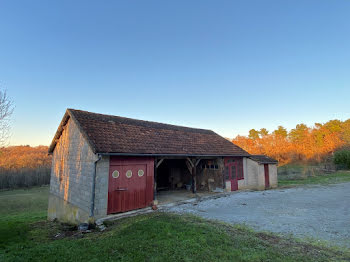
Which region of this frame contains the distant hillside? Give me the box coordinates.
[0,145,51,170]
[0,146,51,189]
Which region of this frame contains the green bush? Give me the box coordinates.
[333,150,350,169]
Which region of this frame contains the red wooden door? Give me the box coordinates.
[264,164,270,189]
[224,158,239,191]
[108,157,154,214]
[230,164,238,191]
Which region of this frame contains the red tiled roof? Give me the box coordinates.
[49,109,250,157]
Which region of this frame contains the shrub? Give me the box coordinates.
[333,150,350,169]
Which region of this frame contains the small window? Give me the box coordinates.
[202,162,219,170]
[225,166,229,180]
[138,169,144,177]
[112,170,120,178]
[126,170,132,178]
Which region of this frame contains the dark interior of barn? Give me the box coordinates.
[156,159,192,191]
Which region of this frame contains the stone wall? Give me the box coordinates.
[94,155,110,219]
[197,158,224,191]
[48,118,98,224]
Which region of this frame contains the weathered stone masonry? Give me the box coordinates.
[48,118,97,224]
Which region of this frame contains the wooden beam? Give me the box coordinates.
[156,158,164,169]
[154,161,157,202]
[192,158,197,194]
[185,160,193,174]
[195,158,201,167]
[186,157,194,167]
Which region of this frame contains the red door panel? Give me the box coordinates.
[108,157,154,214]
[230,165,238,191]
[224,158,241,191]
[264,164,270,189]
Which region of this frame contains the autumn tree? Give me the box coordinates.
[342,119,350,144]
[248,129,259,139]
[232,119,350,165]
[259,128,269,137]
[273,126,287,138]
[0,145,51,170]
[289,124,308,143]
[288,124,313,160]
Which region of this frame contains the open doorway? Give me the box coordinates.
[156,159,192,191]
[156,159,194,204]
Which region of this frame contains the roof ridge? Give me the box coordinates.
[68,108,215,134]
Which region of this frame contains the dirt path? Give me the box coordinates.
[166,182,350,248]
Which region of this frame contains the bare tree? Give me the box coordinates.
[0,90,14,147]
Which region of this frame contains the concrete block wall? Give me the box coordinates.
[269,164,278,188]
[238,158,278,191]
[238,157,265,190]
[94,155,110,219]
[48,118,98,224]
[258,164,266,189]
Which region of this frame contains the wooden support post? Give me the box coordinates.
[154,159,158,204]
[186,159,193,174]
[192,164,197,194]
[153,158,164,205]
[192,158,200,194]
[221,157,226,189]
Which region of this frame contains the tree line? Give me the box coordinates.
[0,146,51,189]
[232,119,350,165]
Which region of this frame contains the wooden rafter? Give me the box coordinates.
[185,159,193,174]
[156,158,164,169]
[186,157,194,167]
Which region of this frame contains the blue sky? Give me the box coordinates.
[1,0,349,146]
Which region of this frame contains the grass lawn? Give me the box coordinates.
[278,170,350,187]
[1,187,350,261]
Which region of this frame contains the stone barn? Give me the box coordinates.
[48,109,278,224]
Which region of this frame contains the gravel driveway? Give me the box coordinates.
[166,182,350,248]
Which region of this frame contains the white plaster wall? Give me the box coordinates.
[269,164,278,188]
[258,164,266,189]
[228,157,278,192]
[238,158,264,190]
[225,181,231,192]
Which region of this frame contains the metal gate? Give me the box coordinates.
[108,157,154,214]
